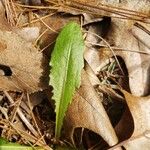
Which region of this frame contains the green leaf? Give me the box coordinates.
[0,138,44,150]
[49,22,84,138]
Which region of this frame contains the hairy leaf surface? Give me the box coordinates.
[49,22,84,138]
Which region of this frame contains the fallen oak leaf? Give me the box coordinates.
[64,69,119,147]
[99,0,150,96]
[0,30,48,93]
[121,90,150,150]
[113,21,150,96]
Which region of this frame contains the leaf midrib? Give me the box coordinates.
[56,37,73,135]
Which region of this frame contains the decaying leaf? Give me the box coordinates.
[121,91,150,150]
[64,70,119,147]
[0,30,48,93]
[0,0,48,93]
[98,0,150,96]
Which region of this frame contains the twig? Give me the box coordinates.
[19,12,56,27]
[64,0,150,23]
[4,91,39,137]
[34,28,49,46]
[9,122,52,150]
[26,93,47,145]
[0,106,8,119]
[84,31,125,75]
[85,41,150,55]
[14,2,59,10]
[34,13,58,33]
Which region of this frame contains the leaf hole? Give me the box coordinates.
[0,64,12,76]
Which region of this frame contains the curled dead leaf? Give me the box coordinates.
[122,90,150,150]
[64,69,119,147]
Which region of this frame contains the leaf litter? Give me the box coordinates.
[0,0,150,150]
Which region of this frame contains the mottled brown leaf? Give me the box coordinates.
[122,91,150,150]
[0,30,48,93]
[99,0,150,96]
[64,70,119,146]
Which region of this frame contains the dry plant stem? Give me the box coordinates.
[40,40,55,52]
[85,31,124,75]
[9,93,24,123]
[15,10,24,26]
[9,122,52,150]
[64,1,150,23]
[6,94,24,140]
[34,13,58,33]
[108,130,150,150]
[14,2,59,10]
[34,28,49,46]
[135,22,150,35]
[26,93,47,145]
[85,41,150,55]
[3,0,16,26]
[65,0,148,17]
[14,1,150,23]
[131,25,150,49]
[28,11,33,27]
[0,120,45,147]
[19,12,56,27]
[98,85,124,101]
[0,106,8,119]
[79,128,84,146]
[4,91,39,137]
[10,0,17,22]
[32,135,46,147]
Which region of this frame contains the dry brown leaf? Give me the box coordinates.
[64,69,119,147]
[99,0,150,96]
[84,20,106,74]
[0,30,48,93]
[121,91,150,150]
[0,0,48,93]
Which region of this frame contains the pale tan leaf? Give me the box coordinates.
[122,91,150,150]
[0,30,48,93]
[131,23,150,49]
[84,23,104,74]
[15,27,40,42]
[64,70,119,147]
[100,0,150,96]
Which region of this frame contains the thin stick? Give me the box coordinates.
[9,122,51,150]
[26,93,47,145]
[4,91,39,137]
[0,106,8,119]
[85,41,150,55]
[14,2,59,10]
[40,40,55,52]
[9,93,24,123]
[19,12,56,27]
[84,31,124,75]
[65,1,149,17]
[34,13,58,33]
[34,28,49,46]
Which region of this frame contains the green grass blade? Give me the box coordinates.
[49,22,84,138]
